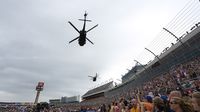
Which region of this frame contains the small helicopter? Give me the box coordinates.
[88,73,98,82]
[68,12,98,46]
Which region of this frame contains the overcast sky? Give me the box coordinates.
[0,0,193,102]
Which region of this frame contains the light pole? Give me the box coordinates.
[34,82,44,104]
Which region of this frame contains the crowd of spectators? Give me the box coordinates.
[0,105,34,112]
[101,56,200,112]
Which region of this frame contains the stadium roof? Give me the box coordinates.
[82,81,113,98]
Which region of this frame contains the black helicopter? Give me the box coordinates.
[68,12,98,46]
[88,73,98,82]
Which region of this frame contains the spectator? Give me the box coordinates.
[153,96,165,112]
[192,92,200,112]
[137,94,153,112]
[169,91,182,101]
[130,99,139,112]
[169,97,194,112]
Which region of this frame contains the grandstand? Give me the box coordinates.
[122,64,145,83]
[81,81,114,106]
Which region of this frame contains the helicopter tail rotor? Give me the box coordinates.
[78,19,92,22]
[78,11,92,22]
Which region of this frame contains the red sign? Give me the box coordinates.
[38,82,44,87]
[36,82,44,91]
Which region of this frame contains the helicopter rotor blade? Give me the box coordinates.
[78,19,92,22]
[88,76,93,78]
[68,21,80,33]
[96,73,98,77]
[87,24,98,33]
[86,37,94,44]
[69,36,79,44]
